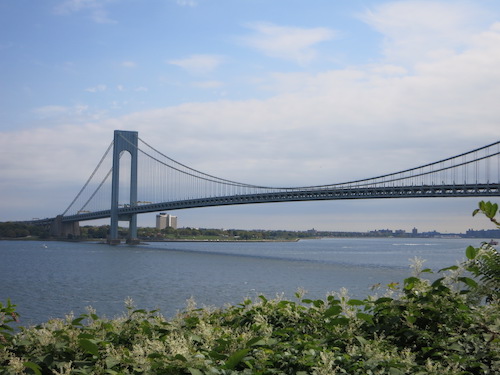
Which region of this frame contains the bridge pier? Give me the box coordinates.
[126,214,139,244]
[106,214,140,245]
[50,215,80,239]
[109,130,139,245]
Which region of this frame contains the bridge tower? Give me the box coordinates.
[109,130,139,245]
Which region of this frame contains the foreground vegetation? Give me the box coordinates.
[1,202,499,374]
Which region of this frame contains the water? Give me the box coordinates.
[0,237,482,326]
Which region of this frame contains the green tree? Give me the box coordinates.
[465,201,500,302]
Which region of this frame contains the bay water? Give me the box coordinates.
[0,237,483,326]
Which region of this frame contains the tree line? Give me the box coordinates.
[0,222,49,239]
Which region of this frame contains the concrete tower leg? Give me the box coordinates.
[109,130,139,245]
[50,215,80,238]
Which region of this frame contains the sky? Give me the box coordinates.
[1,0,499,233]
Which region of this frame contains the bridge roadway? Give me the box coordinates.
[56,182,499,224]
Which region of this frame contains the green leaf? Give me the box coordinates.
[224,348,250,369]
[407,315,417,324]
[246,336,266,347]
[78,333,95,340]
[105,357,121,369]
[356,312,374,324]
[374,297,393,304]
[457,303,470,311]
[347,299,364,306]
[439,265,459,272]
[355,336,368,346]
[431,277,445,288]
[474,201,499,219]
[466,246,478,260]
[458,276,478,288]
[71,317,85,326]
[448,343,462,351]
[404,276,420,284]
[147,352,164,359]
[188,368,204,375]
[404,276,420,290]
[487,203,498,218]
[312,299,325,308]
[208,351,227,360]
[174,354,187,362]
[184,316,199,327]
[23,362,42,375]
[328,317,349,326]
[78,338,99,356]
[324,305,342,317]
[327,295,340,304]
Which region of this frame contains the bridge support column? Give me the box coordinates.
[126,215,139,244]
[109,130,139,245]
[50,215,80,239]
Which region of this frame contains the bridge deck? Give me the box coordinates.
[58,183,499,223]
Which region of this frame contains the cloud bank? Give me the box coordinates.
[2,1,499,231]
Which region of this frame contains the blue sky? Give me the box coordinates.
[1,0,499,232]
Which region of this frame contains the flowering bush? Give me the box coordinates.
[1,202,499,374]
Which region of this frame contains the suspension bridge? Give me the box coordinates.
[28,130,500,244]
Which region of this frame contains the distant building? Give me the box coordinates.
[156,213,178,230]
[465,228,500,238]
[412,227,418,235]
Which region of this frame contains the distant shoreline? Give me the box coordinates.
[0,237,301,243]
[2,236,498,243]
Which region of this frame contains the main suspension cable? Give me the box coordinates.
[62,141,114,215]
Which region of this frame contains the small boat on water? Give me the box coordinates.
[488,240,498,246]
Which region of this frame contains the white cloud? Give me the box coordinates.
[121,61,137,68]
[192,80,224,89]
[241,22,336,64]
[14,16,500,192]
[359,1,488,65]
[116,85,148,92]
[30,105,113,127]
[118,14,500,186]
[32,105,69,117]
[85,84,107,92]
[176,0,197,7]
[0,123,112,188]
[167,54,225,75]
[33,104,90,118]
[54,0,117,24]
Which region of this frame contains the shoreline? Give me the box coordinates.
[0,237,301,243]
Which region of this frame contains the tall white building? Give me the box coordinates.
[156,213,178,230]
